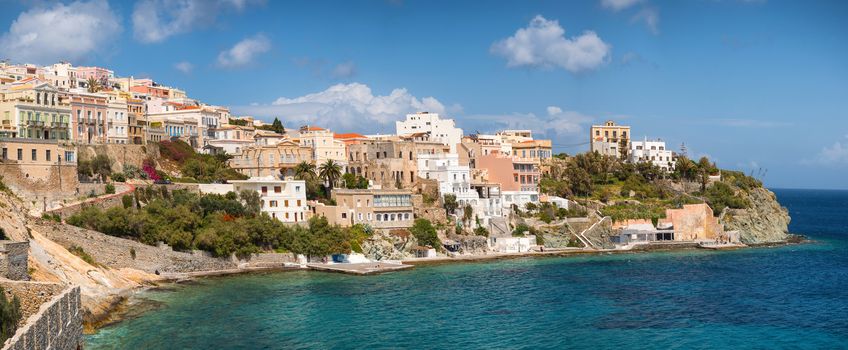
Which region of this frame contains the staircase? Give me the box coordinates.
[489,217,511,236]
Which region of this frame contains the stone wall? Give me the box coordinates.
[0,241,28,281]
[0,163,78,212]
[77,143,160,175]
[48,184,132,220]
[0,282,82,350]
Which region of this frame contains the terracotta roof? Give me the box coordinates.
[305,126,326,131]
[178,105,201,110]
[334,133,366,139]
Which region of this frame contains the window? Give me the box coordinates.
[342,213,347,219]
[269,200,278,207]
[261,186,268,194]
[376,213,381,221]
[285,212,289,219]
[284,200,289,207]
[358,213,363,220]
[274,186,281,193]
[297,200,301,206]
[595,130,600,136]
[1,148,6,160]
[295,186,301,192]
[46,150,51,161]
[367,213,372,220]
[31,149,37,161]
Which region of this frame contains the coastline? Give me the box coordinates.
[87,236,807,333]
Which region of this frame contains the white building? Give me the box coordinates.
[230,176,309,224]
[417,153,502,228]
[630,138,676,172]
[106,93,129,144]
[489,236,535,253]
[502,190,540,212]
[396,112,463,153]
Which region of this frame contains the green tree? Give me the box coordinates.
[443,193,458,216]
[410,218,440,248]
[462,204,473,228]
[239,190,261,217]
[319,159,342,191]
[293,161,316,181]
[342,173,368,189]
[91,154,112,182]
[86,77,101,93]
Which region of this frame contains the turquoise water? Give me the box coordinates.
[86,189,848,349]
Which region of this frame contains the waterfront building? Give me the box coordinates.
[417,153,502,228]
[231,176,308,223]
[395,112,463,152]
[590,120,631,159]
[310,189,414,230]
[630,137,676,171]
[255,129,288,147]
[657,203,723,242]
[0,81,72,140]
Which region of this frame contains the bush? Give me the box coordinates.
[410,219,440,248]
[129,247,136,260]
[41,213,61,222]
[513,223,534,236]
[0,287,21,343]
[122,195,134,209]
[111,172,126,182]
[473,226,489,237]
[0,228,6,240]
[105,183,116,194]
[702,182,750,215]
[68,245,98,266]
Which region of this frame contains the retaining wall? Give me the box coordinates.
[0,281,82,350]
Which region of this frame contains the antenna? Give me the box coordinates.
[680,142,688,158]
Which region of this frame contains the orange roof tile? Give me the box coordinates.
[334,133,366,139]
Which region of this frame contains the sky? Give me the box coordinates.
[1,0,847,190]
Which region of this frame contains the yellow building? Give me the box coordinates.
[590,120,631,159]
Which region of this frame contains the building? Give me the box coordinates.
[229,140,312,178]
[657,204,722,241]
[126,96,146,144]
[298,126,346,165]
[417,153,503,228]
[310,189,414,230]
[207,124,255,155]
[0,81,72,140]
[347,139,449,189]
[590,120,631,159]
[105,92,129,144]
[395,112,463,152]
[489,236,535,253]
[230,177,308,223]
[0,138,78,211]
[70,92,108,144]
[631,138,676,171]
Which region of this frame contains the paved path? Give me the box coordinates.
[306,262,414,275]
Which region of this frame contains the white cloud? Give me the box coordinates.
[632,7,660,34]
[233,83,448,132]
[331,61,357,79]
[490,15,611,73]
[601,0,643,11]
[464,106,593,140]
[216,34,271,68]
[0,0,121,65]
[132,0,263,43]
[174,61,194,74]
[814,136,848,165]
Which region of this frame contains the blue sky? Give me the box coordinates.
[1,0,847,189]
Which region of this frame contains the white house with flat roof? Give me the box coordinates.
[630,138,676,172]
[396,112,463,152]
[230,176,308,224]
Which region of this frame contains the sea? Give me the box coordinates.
[86,189,848,349]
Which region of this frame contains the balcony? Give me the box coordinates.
[22,120,45,127]
[51,122,69,128]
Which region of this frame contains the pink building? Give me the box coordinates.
[476,153,520,191]
[71,93,108,144]
[75,66,114,82]
[130,85,170,99]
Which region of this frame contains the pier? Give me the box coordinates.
[306,262,414,275]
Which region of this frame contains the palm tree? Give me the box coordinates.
[86,77,101,93]
[319,160,342,190]
[292,161,316,181]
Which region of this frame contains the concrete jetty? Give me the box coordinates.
[306,262,414,275]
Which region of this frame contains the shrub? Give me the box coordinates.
[129,247,137,260]
[410,219,440,248]
[111,172,126,182]
[122,195,134,209]
[105,183,116,194]
[68,245,98,266]
[473,226,489,237]
[513,223,534,236]
[0,287,21,343]
[0,228,6,240]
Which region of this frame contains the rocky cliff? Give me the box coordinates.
[721,187,791,244]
